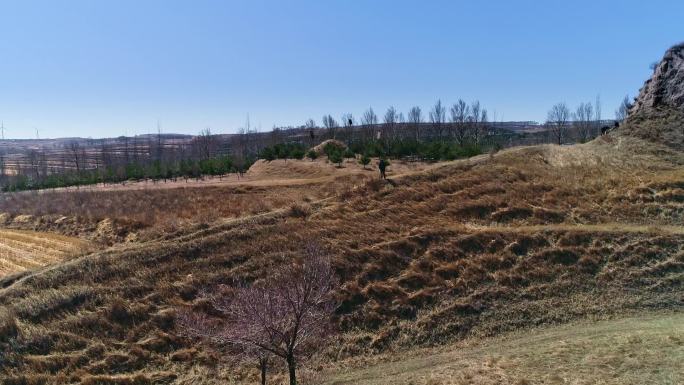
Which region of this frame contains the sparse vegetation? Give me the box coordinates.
[0,130,682,383]
[359,154,371,169]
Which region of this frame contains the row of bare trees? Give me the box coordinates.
[308,100,491,145]
[546,95,629,145]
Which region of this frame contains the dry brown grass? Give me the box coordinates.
[0,184,320,231]
[0,229,91,276]
[0,156,430,243]
[324,312,684,385]
[0,136,682,383]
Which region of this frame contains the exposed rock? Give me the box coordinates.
[631,42,684,113]
[311,139,347,155]
[621,42,684,151]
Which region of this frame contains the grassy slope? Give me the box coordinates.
[326,312,684,385]
[0,134,682,384]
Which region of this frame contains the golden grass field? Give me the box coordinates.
[0,229,90,277]
[0,124,682,384]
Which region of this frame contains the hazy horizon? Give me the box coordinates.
[1,0,683,139]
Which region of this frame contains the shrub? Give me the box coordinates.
[359,154,371,169]
[329,150,344,167]
[0,309,19,342]
[323,142,346,158]
[306,150,318,161]
[291,147,306,160]
[289,202,312,219]
[108,299,133,325]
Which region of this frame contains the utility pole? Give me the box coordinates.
[1,121,4,140]
[35,127,39,140]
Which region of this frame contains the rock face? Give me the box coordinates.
[620,43,684,151]
[631,42,684,114]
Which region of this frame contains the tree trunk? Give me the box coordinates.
[260,360,267,385]
[287,355,297,385]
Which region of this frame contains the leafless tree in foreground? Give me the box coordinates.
[547,102,570,145]
[177,246,338,385]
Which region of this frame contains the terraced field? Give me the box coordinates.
[0,229,90,276]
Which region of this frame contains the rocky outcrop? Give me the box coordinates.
[630,42,684,114]
[621,43,684,151]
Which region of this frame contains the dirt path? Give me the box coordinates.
[325,312,684,385]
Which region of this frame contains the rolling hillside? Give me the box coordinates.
[0,44,683,385]
[0,130,682,384]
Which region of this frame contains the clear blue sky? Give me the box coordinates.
[1,0,683,139]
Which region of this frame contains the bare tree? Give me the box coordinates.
[361,107,378,142]
[595,94,602,137]
[450,99,469,144]
[27,150,41,182]
[322,115,338,140]
[305,119,317,130]
[479,108,488,144]
[572,102,594,143]
[407,106,423,141]
[615,95,631,123]
[429,100,446,140]
[177,246,338,385]
[0,152,5,179]
[468,101,487,144]
[122,135,131,165]
[67,141,84,173]
[547,102,570,145]
[340,113,354,142]
[195,128,218,160]
[383,106,398,141]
